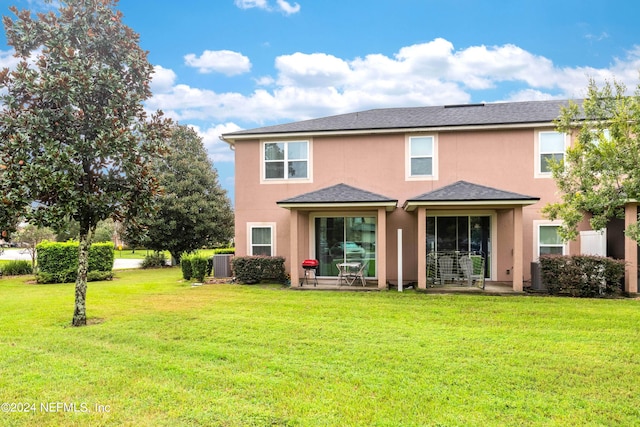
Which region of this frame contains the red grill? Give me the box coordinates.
[302,259,319,286]
[302,259,319,268]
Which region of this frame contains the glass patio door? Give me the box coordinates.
[314,216,376,277]
[427,215,491,277]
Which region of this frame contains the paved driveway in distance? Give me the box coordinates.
[0,249,142,270]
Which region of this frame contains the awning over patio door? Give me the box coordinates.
[404,181,539,291]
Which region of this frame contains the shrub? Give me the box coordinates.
[540,255,625,297]
[213,248,235,255]
[88,242,115,272]
[181,255,193,280]
[190,255,209,282]
[35,240,114,284]
[206,257,214,277]
[231,256,286,284]
[87,271,113,282]
[1,260,33,276]
[141,252,168,269]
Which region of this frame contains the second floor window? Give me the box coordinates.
[409,136,434,177]
[264,141,308,180]
[538,131,565,174]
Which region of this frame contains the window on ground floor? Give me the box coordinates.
[248,223,275,256]
[537,224,565,257]
[313,215,376,277]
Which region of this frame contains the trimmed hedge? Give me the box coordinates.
[35,241,114,284]
[540,255,625,297]
[180,254,210,282]
[212,248,235,255]
[231,256,286,284]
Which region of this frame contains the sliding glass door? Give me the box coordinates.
[427,215,491,277]
[314,216,376,277]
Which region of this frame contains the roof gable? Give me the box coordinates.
[404,181,539,211]
[277,183,397,210]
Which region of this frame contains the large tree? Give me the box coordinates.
[543,79,640,242]
[0,0,170,326]
[126,124,233,264]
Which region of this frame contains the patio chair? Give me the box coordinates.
[459,256,485,288]
[438,255,458,284]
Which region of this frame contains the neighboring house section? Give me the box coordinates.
[221,100,639,293]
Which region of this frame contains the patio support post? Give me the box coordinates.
[624,202,638,294]
[513,206,524,292]
[417,206,427,289]
[290,209,300,287]
[377,207,387,289]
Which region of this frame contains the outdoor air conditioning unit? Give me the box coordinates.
[530,261,545,291]
[213,254,233,278]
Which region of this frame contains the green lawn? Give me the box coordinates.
[0,269,639,426]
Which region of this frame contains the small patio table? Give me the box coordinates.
[336,262,362,286]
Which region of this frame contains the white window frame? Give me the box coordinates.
[247,222,276,256]
[261,139,312,184]
[533,220,568,259]
[535,130,567,178]
[405,134,438,181]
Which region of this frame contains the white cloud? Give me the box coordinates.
[189,123,242,163]
[150,65,177,94]
[149,38,640,129]
[276,0,301,15]
[276,52,351,87]
[234,0,301,14]
[0,49,20,70]
[184,50,251,75]
[234,0,268,10]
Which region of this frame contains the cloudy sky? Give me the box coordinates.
[1,0,640,201]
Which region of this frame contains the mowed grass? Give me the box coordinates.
[0,269,639,426]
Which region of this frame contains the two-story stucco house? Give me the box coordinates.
[221,99,639,293]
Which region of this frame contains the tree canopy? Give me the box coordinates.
[543,78,640,242]
[125,124,234,263]
[0,0,171,326]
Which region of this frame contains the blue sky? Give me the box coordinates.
[1,0,640,202]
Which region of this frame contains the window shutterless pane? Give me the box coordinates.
[539,226,562,245]
[411,137,433,156]
[252,227,272,245]
[265,162,284,179]
[540,132,564,153]
[265,143,285,161]
[287,141,308,160]
[252,246,272,256]
[411,157,432,176]
[540,246,563,255]
[540,153,563,173]
[288,160,308,178]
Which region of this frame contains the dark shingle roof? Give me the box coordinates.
[224,99,580,138]
[277,183,397,205]
[406,181,539,203]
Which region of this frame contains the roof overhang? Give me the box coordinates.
[278,201,397,212]
[403,199,539,212]
[220,121,557,146]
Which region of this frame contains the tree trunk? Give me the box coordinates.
[72,230,92,327]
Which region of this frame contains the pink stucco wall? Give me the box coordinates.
[233,126,579,283]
